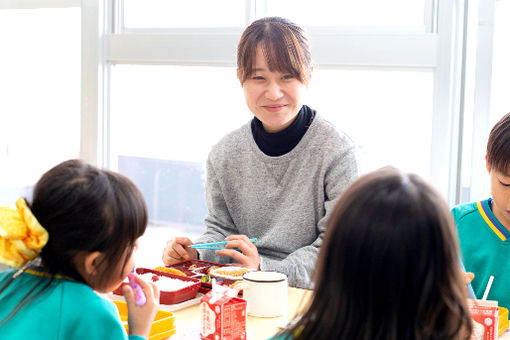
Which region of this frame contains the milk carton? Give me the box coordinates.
[200,284,247,340]
[468,299,499,340]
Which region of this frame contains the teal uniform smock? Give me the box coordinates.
[453,198,510,309]
[0,268,144,340]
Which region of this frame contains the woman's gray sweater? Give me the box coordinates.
[195,115,358,288]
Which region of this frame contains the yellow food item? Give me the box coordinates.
[229,280,244,288]
[154,266,187,276]
[207,266,220,274]
[212,268,250,278]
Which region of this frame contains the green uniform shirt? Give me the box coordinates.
[0,268,144,340]
[453,199,510,309]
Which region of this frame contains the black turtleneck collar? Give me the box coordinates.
[251,105,315,157]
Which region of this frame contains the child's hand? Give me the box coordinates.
[123,275,160,339]
[464,272,475,284]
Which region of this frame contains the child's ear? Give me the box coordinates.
[486,155,490,173]
[83,251,103,276]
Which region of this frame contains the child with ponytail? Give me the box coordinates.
[0,159,159,339]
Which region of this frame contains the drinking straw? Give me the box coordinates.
[482,275,495,300]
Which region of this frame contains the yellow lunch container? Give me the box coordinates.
[113,300,177,339]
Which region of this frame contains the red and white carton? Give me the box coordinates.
[468,299,499,340]
[200,284,247,340]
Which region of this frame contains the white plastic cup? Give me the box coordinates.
[242,271,288,317]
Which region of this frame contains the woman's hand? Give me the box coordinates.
[161,237,197,266]
[215,234,261,270]
[123,275,160,339]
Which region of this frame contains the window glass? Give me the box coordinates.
[110,65,248,165]
[123,0,246,28]
[308,68,434,178]
[490,0,510,125]
[0,8,81,206]
[110,65,250,265]
[460,0,510,203]
[265,0,426,27]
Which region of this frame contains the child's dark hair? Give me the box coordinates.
[487,112,510,173]
[0,159,147,323]
[279,167,472,340]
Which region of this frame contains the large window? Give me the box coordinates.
[0,6,81,206]
[83,0,462,265]
[109,66,434,220]
[0,0,467,267]
[1,1,503,268]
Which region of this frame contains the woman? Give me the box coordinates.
[272,167,472,339]
[162,17,358,289]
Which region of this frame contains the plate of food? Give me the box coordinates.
[155,260,249,293]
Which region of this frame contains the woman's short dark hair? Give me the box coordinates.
[281,167,472,340]
[487,112,510,174]
[237,17,312,85]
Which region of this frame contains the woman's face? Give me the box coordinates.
[240,46,308,133]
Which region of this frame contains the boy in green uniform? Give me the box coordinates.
[453,112,510,309]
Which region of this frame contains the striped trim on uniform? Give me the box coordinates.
[477,200,510,241]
